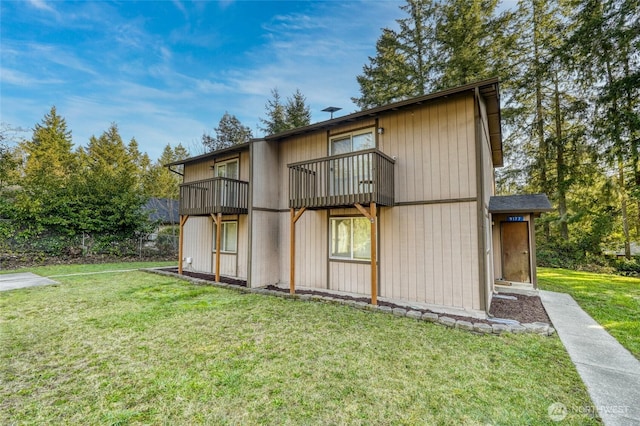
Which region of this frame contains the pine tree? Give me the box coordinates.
[75,123,149,237]
[259,88,288,134]
[13,107,77,236]
[566,0,640,258]
[285,89,311,129]
[434,0,513,90]
[143,143,189,200]
[22,106,75,190]
[259,88,312,134]
[353,0,439,109]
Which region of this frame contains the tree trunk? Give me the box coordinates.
[533,0,550,240]
[619,157,631,259]
[554,73,569,240]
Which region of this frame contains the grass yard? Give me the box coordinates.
[1,264,597,425]
[538,267,640,359]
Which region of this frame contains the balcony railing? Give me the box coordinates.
[288,148,395,209]
[179,177,249,215]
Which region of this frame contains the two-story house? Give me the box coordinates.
[167,78,551,318]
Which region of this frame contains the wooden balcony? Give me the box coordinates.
[288,149,395,209]
[179,177,249,216]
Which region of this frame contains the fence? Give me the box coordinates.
[0,231,179,270]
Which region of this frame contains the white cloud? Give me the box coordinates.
[0,67,62,86]
[26,0,55,13]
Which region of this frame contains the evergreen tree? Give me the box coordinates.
[434,0,514,90]
[285,89,311,128]
[353,0,439,109]
[13,107,77,236]
[353,0,514,109]
[22,106,75,191]
[143,143,189,200]
[0,124,20,191]
[259,88,311,134]
[74,123,149,237]
[206,112,253,152]
[259,88,288,134]
[565,0,640,258]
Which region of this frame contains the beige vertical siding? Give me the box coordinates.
[279,209,327,288]
[379,202,480,310]
[249,210,281,287]
[377,95,476,203]
[217,254,237,276]
[183,150,250,183]
[183,159,214,183]
[328,119,377,137]
[236,214,248,279]
[251,141,280,209]
[182,216,213,273]
[478,95,496,307]
[249,140,281,287]
[329,262,371,294]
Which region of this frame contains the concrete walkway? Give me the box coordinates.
[0,272,58,291]
[540,290,640,425]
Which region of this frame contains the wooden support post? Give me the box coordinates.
[290,207,306,294]
[178,215,189,275]
[370,202,377,305]
[212,213,222,282]
[354,203,377,305]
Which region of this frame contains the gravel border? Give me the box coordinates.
[143,268,555,337]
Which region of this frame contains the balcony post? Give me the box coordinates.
[178,215,189,275]
[370,202,378,305]
[212,213,222,282]
[290,207,306,294]
[354,202,378,305]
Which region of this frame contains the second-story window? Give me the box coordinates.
[329,129,375,196]
[215,158,239,179]
[330,129,375,155]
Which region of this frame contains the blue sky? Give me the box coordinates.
[1,0,407,160]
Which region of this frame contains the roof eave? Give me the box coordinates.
[164,140,255,168]
[264,78,503,143]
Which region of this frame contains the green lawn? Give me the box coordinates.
[538,267,640,359]
[1,264,597,425]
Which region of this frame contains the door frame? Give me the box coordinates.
[500,220,532,283]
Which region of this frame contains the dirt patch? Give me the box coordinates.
[161,268,550,325]
[161,268,247,287]
[489,294,551,324]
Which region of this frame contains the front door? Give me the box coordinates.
[501,221,531,283]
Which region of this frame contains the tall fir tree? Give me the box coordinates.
[143,143,189,200]
[285,89,311,129]
[353,0,514,109]
[260,88,288,134]
[565,0,640,257]
[260,88,311,134]
[75,123,149,237]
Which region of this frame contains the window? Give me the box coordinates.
[215,158,239,179]
[330,129,375,155]
[329,129,375,197]
[213,221,238,253]
[330,217,371,260]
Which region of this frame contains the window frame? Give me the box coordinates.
[329,216,372,262]
[329,128,376,156]
[212,220,238,254]
[214,158,239,179]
